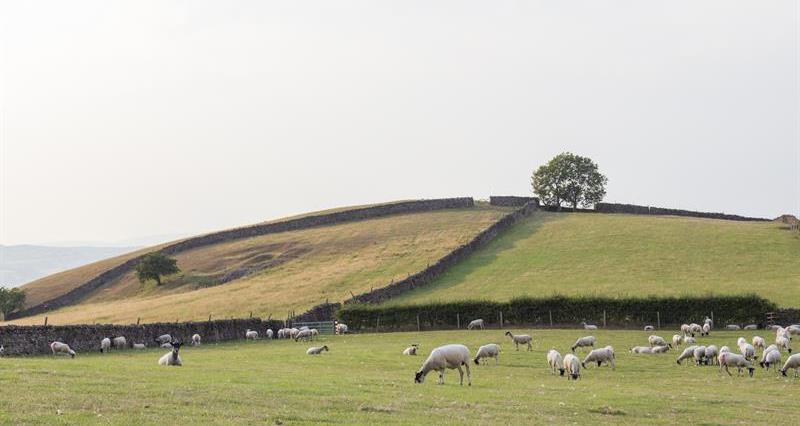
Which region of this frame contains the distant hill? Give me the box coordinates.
[0,245,140,288]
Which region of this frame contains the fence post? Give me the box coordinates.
[549,310,553,327]
[249,311,253,318]
[603,310,606,328]
[44,316,48,326]
[657,311,660,329]
[711,311,714,323]
[499,311,503,329]
[137,317,141,325]
[376,316,380,332]
[416,314,420,332]
[457,313,460,329]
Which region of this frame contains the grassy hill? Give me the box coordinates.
[9,205,510,325]
[387,212,800,307]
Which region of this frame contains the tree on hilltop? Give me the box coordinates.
[135,252,180,286]
[532,153,608,210]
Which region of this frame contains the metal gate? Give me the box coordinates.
[292,321,335,335]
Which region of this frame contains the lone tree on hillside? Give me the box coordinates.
[532,152,608,210]
[0,287,26,318]
[135,252,180,286]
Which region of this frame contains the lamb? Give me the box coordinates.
[265,329,274,340]
[403,344,419,356]
[571,336,596,352]
[158,341,183,366]
[133,343,146,350]
[676,346,698,365]
[335,323,349,334]
[744,324,758,330]
[672,334,684,348]
[474,344,501,365]
[112,336,127,350]
[563,354,581,380]
[547,349,565,375]
[760,348,781,371]
[191,334,201,346]
[780,353,800,377]
[504,331,532,351]
[693,346,708,366]
[582,346,615,370]
[467,319,485,330]
[752,336,765,351]
[414,344,472,386]
[100,337,111,353]
[643,325,655,332]
[719,352,755,376]
[705,345,719,365]
[726,324,741,330]
[245,329,258,340]
[294,329,313,342]
[648,335,669,347]
[50,342,76,358]
[581,322,598,330]
[307,345,329,355]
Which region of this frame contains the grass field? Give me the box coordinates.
[8,206,510,325]
[1,329,797,424]
[389,212,800,307]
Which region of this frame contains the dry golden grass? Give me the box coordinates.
[8,206,510,325]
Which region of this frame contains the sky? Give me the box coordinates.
[0,0,798,246]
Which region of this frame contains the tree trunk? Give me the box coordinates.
[155,275,162,286]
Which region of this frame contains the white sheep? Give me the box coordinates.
[467,319,485,330]
[265,329,274,340]
[277,328,287,339]
[335,323,349,334]
[648,335,669,347]
[719,352,754,376]
[760,348,781,371]
[776,336,793,354]
[780,353,800,377]
[295,329,313,342]
[189,334,200,346]
[504,331,532,351]
[689,323,702,336]
[739,343,756,361]
[245,329,259,340]
[693,346,708,366]
[133,343,146,350]
[547,349,565,375]
[289,328,300,339]
[158,341,183,366]
[737,337,747,347]
[684,336,697,345]
[100,337,111,353]
[702,323,711,336]
[414,344,472,386]
[676,345,698,365]
[50,342,76,358]
[744,324,758,330]
[160,342,173,348]
[630,346,654,354]
[643,325,655,331]
[307,345,329,355]
[672,334,684,348]
[0,345,4,356]
[752,336,765,351]
[403,344,419,356]
[680,324,691,335]
[298,326,310,331]
[582,346,615,370]
[726,324,741,330]
[563,353,581,380]
[705,345,719,365]
[704,316,713,328]
[112,336,127,350]
[581,321,598,330]
[652,345,671,354]
[571,336,596,352]
[787,325,800,336]
[310,329,319,339]
[154,334,172,345]
[474,344,501,365]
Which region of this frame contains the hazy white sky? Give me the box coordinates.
[1,1,797,245]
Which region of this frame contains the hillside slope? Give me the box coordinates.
[387,212,800,307]
[7,205,510,325]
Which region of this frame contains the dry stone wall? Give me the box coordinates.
[595,202,769,221]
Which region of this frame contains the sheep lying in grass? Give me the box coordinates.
[726,324,741,331]
[50,342,76,358]
[133,343,146,350]
[571,336,596,352]
[563,354,581,380]
[100,338,111,353]
[760,348,781,371]
[581,322,598,330]
[582,346,615,370]
[643,325,655,332]
[676,346,698,365]
[780,353,800,377]
[547,349,565,376]
[245,329,258,340]
[113,336,127,350]
[504,331,532,351]
[648,335,669,348]
[158,341,183,366]
[631,346,654,354]
[192,334,201,346]
[467,319,485,330]
[474,344,501,365]
[403,344,419,356]
[744,324,758,331]
[307,345,329,355]
[719,352,754,377]
[652,345,671,354]
[414,344,472,386]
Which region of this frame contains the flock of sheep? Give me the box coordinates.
[41,322,351,366]
[408,317,800,385]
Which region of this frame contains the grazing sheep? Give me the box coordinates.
[680,324,691,335]
[726,324,741,331]
[158,341,183,366]
[693,346,708,366]
[414,344,472,386]
[245,329,258,340]
[335,323,349,335]
[504,331,532,351]
[787,325,800,336]
[155,334,172,345]
[776,327,790,340]
[571,336,596,352]
[702,323,711,336]
[581,322,598,330]
[631,346,654,354]
[112,336,127,350]
[294,329,313,342]
[474,344,501,365]
[705,345,719,365]
[277,328,287,339]
[582,346,615,370]
[643,325,655,332]
[133,343,146,350]
[467,319,485,330]
[672,334,684,348]
[547,349,565,375]
[760,348,781,371]
[289,328,300,339]
[50,342,76,358]
[744,324,758,331]
[307,345,329,355]
[684,336,697,345]
[403,344,419,356]
[648,335,669,347]
[780,353,800,377]
[740,343,757,361]
[191,334,201,346]
[100,338,111,353]
[688,323,702,336]
[719,352,754,377]
[776,336,794,353]
[752,336,766,351]
[676,346,698,365]
[310,329,319,339]
[737,337,747,347]
[563,354,581,380]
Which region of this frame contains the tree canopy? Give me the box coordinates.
[532,152,608,209]
[0,287,26,318]
[135,252,180,286]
